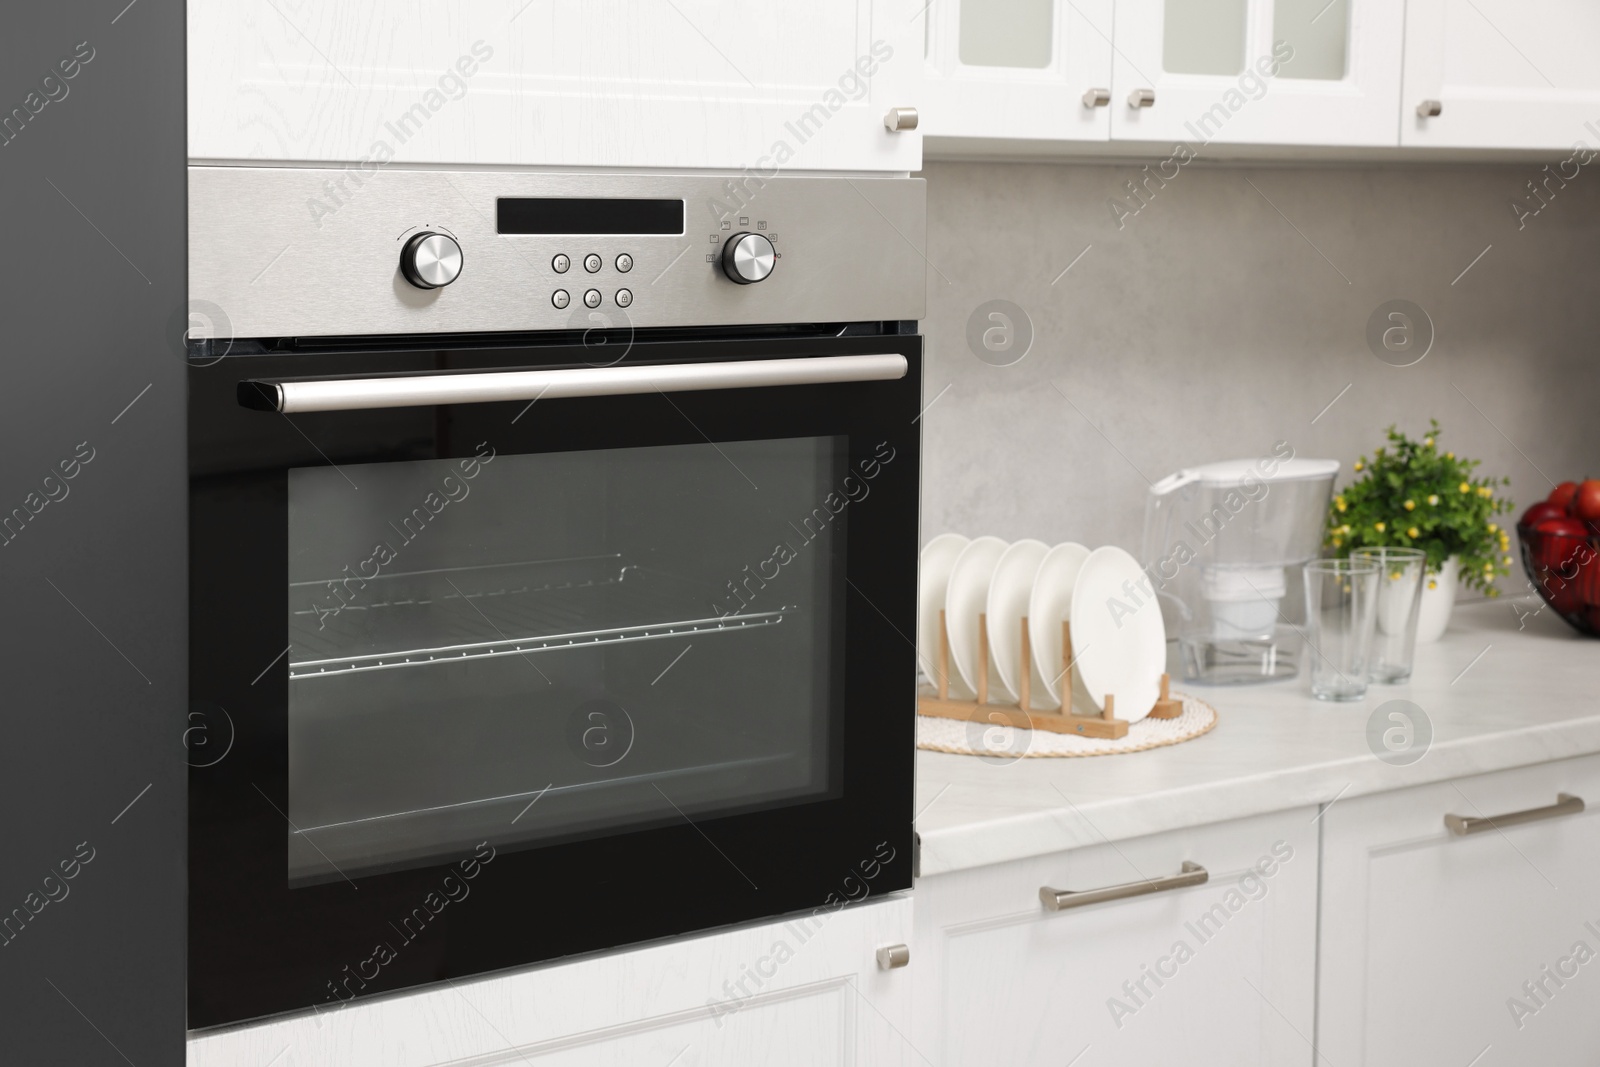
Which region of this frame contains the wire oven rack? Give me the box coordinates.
[288,555,792,681]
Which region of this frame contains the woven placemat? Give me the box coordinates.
[916,691,1218,758]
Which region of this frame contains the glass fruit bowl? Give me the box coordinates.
[1517,522,1600,637]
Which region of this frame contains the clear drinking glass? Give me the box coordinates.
[1353,547,1427,683]
[1303,559,1380,701]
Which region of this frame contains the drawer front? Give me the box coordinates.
[189,895,914,1067]
[913,807,1318,1066]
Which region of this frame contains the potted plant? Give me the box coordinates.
[1324,421,1514,642]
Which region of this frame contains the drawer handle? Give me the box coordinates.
[1127,88,1156,109]
[1444,793,1584,836]
[1082,87,1111,108]
[1417,99,1442,118]
[1040,861,1207,912]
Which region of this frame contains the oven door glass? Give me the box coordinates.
[286,436,844,884]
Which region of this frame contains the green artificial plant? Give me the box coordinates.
[1324,420,1514,596]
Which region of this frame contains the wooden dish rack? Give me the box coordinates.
[917,610,1182,739]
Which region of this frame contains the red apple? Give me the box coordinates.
[1522,501,1569,527]
[1534,518,1593,576]
[1551,481,1580,511]
[1574,479,1600,523]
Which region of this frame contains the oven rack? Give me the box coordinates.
[288,564,792,680]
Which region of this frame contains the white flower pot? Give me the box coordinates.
[1414,555,1460,644]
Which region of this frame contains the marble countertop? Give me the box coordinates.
[914,599,1600,877]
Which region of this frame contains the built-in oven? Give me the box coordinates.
[186,169,925,1029]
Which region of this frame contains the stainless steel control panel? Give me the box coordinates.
[188,168,927,340]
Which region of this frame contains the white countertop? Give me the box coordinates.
[914,599,1600,877]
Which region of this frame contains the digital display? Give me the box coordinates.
[496,198,685,235]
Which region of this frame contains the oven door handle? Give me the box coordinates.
[240,353,909,414]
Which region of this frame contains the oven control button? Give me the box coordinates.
[399,231,463,289]
[584,253,603,273]
[616,253,633,273]
[552,254,570,273]
[583,288,602,308]
[552,289,571,309]
[615,288,633,308]
[721,232,775,284]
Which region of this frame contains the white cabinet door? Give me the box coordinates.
[1109,0,1402,146]
[188,896,915,1067]
[920,0,1114,142]
[187,0,922,172]
[1401,0,1600,149]
[912,809,1318,1066]
[1318,754,1600,1066]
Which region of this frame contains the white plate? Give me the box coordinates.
[944,537,1009,701]
[916,533,969,692]
[1026,542,1092,709]
[1070,546,1166,723]
[985,539,1050,704]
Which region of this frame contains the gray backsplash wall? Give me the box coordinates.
[916,158,1600,596]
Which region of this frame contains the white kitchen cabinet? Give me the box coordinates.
[187,896,915,1067]
[1401,0,1600,150]
[1318,753,1600,1066]
[1109,0,1402,146]
[187,0,922,172]
[921,0,1401,149]
[919,0,1115,142]
[911,808,1318,1066]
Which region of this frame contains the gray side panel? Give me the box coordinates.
[0,2,185,1063]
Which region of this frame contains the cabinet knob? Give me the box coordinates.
[1082,87,1111,108]
[875,943,910,970]
[1128,88,1156,109]
[884,107,919,132]
[1417,99,1442,118]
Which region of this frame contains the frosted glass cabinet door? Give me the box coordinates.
[187,0,923,171]
[1109,0,1403,146]
[1402,0,1600,149]
[920,0,1115,141]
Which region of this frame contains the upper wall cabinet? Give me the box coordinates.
[1109,0,1403,146]
[1401,0,1600,149]
[920,0,1115,141]
[187,0,922,171]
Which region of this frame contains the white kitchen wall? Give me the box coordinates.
[917,158,1600,596]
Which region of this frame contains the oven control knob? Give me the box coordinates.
[400,231,463,289]
[720,232,775,284]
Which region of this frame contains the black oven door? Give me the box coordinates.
[187,332,920,1028]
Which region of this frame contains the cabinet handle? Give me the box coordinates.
[1417,99,1442,118]
[1040,861,1207,912]
[1128,88,1156,109]
[884,107,919,132]
[1082,87,1111,108]
[875,943,910,970]
[1444,793,1584,836]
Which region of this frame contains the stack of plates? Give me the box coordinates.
[916,535,1168,723]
